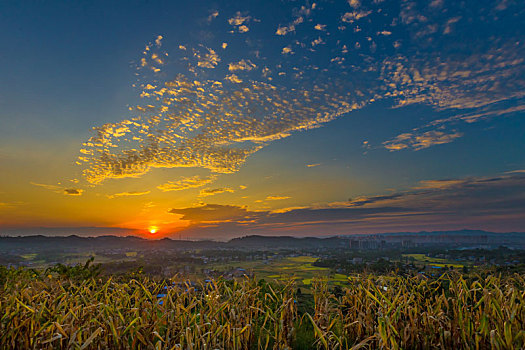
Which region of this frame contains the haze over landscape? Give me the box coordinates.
[1,0,524,240]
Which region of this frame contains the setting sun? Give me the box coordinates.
[149,226,158,234]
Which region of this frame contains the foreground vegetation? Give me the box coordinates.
[1,265,524,349]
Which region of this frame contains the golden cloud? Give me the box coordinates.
[341,10,371,22]
[228,59,256,72]
[157,175,217,192]
[383,131,463,151]
[199,187,235,197]
[196,47,220,68]
[266,195,291,201]
[107,191,151,199]
[80,70,360,184]
[228,12,252,33]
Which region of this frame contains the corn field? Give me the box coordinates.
[0,267,524,349]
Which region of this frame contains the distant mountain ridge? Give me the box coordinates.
[1,230,524,251]
[351,229,524,236]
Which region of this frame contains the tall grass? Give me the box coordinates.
[309,274,525,349]
[0,266,523,349]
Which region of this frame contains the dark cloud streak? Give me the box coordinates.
[169,172,525,238]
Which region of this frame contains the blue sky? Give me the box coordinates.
[1,0,524,238]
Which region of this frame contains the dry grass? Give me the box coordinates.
[309,274,525,349]
[1,267,524,349]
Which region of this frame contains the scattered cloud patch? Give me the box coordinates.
[341,10,372,23]
[228,59,256,71]
[275,5,311,35]
[155,35,163,47]
[196,47,220,68]
[281,46,293,54]
[80,3,525,187]
[348,0,361,9]
[276,25,294,36]
[80,65,359,183]
[228,12,252,33]
[224,74,243,83]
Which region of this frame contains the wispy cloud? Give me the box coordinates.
[169,172,525,237]
[31,182,84,196]
[0,201,24,209]
[265,195,291,201]
[275,3,313,35]
[198,187,235,197]
[207,10,219,23]
[170,204,259,223]
[414,179,466,190]
[30,182,62,191]
[107,191,150,199]
[383,130,463,151]
[157,175,217,192]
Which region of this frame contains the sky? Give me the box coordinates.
[0,0,524,239]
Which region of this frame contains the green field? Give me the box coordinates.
[403,253,465,268]
[210,255,350,289]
